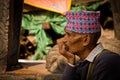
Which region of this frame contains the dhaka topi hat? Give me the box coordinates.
[65,11,101,34]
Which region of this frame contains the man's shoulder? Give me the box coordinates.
[100,50,120,59]
[96,50,120,65]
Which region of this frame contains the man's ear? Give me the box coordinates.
[82,34,90,46]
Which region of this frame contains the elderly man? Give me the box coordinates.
[57,11,120,80]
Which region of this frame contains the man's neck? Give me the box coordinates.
[78,45,96,61]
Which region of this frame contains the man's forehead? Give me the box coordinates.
[65,29,84,35]
[64,29,72,33]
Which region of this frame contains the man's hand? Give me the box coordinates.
[57,38,75,64]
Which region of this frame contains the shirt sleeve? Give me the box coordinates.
[67,63,75,67]
[61,63,76,80]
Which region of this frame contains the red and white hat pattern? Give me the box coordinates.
[65,11,101,33]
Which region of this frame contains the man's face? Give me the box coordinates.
[62,29,85,55]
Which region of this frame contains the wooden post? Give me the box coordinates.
[7,0,23,69]
[109,0,120,40]
[0,0,9,72]
[0,0,23,72]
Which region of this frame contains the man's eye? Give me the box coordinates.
[67,33,71,36]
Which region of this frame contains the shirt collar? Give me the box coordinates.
[86,43,104,62]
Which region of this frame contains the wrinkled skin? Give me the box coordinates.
[57,28,97,64]
[57,29,89,64]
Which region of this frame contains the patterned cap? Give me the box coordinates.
[65,11,101,34]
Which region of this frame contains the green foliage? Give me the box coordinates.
[22,11,66,60]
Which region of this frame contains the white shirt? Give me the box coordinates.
[86,43,104,62]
